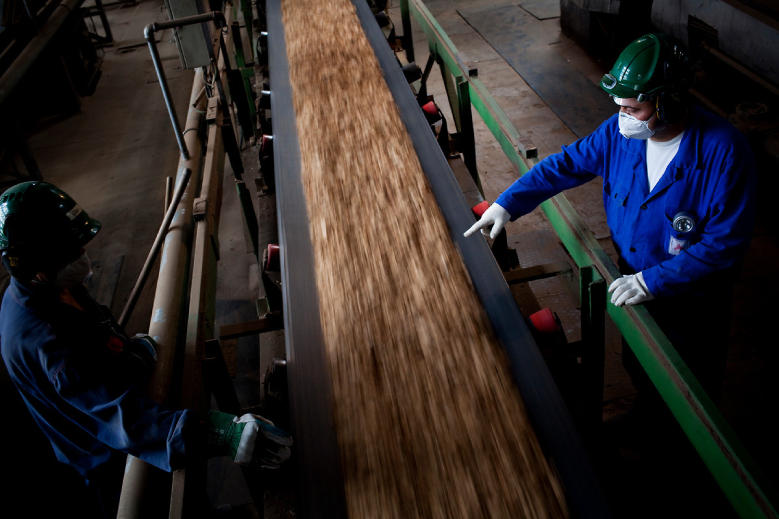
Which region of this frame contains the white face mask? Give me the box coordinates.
[56,252,93,289]
[618,111,655,140]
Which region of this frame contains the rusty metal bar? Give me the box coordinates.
[218,315,283,340]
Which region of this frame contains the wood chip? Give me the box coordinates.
[282,0,569,516]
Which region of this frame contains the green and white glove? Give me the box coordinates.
[207,410,293,469]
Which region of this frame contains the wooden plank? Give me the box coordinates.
[218,315,283,340]
[504,261,573,284]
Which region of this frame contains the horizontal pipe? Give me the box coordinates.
[144,11,225,35]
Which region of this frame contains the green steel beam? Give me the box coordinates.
[403,0,779,516]
[437,56,463,131]
[407,0,473,85]
[240,0,254,62]
[230,22,257,130]
[456,78,479,190]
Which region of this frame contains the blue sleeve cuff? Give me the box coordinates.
[641,266,665,298]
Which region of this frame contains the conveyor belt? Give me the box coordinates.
[266,0,349,516]
[269,0,610,516]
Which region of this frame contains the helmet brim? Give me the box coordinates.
[76,217,102,248]
[600,74,643,99]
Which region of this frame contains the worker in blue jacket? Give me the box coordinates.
[0,181,291,517]
[465,34,756,403]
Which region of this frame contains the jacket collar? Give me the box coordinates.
[618,108,706,204]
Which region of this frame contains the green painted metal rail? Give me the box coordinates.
[400,0,778,517]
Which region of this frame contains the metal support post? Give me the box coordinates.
[84,0,114,45]
[212,29,260,261]
[417,53,435,99]
[437,57,461,133]
[230,20,258,139]
[579,265,606,437]
[400,0,414,63]
[456,77,480,193]
[239,0,255,62]
[204,339,241,414]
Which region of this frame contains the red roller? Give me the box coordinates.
[529,308,561,334]
[421,100,438,116]
[265,243,280,272]
[471,200,490,217]
[261,134,274,153]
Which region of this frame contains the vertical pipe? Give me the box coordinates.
[116,67,206,519]
[145,24,190,160]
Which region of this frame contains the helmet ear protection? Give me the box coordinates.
[601,33,690,124]
[655,42,689,124]
[0,181,101,280]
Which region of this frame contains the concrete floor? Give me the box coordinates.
[1,0,778,517]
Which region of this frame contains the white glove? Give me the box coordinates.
[233,413,293,468]
[608,272,654,307]
[463,203,511,240]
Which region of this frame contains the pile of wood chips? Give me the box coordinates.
[282,0,569,516]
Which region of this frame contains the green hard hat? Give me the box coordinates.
[0,181,101,275]
[600,33,670,101]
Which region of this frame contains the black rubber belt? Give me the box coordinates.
[269,0,610,515]
[266,0,348,517]
[351,1,611,517]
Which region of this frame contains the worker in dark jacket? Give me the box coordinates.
[465,34,757,404]
[0,181,291,517]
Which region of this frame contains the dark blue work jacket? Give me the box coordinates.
[0,277,192,477]
[496,106,756,297]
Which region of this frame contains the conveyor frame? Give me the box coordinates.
[267,0,609,516]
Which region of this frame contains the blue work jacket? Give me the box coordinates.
[496,106,756,298]
[0,277,192,477]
